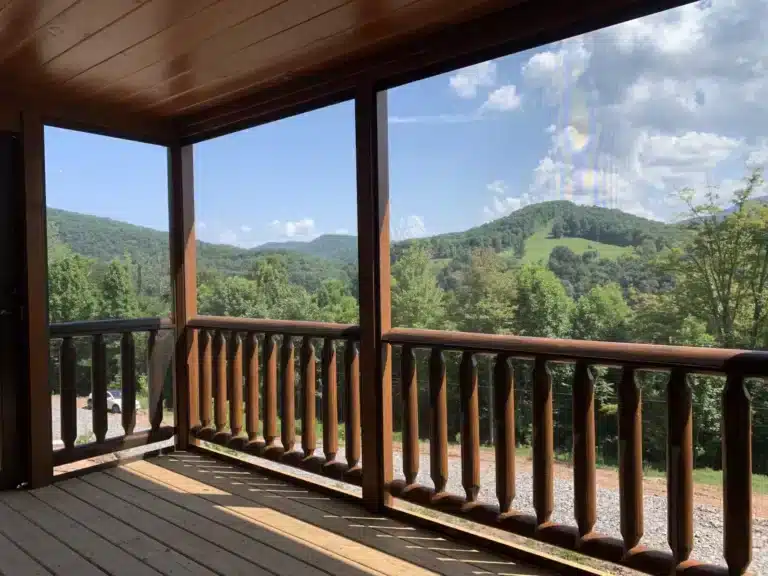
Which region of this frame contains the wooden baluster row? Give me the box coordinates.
[573,361,596,538]
[92,334,108,443]
[301,337,316,457]
[401,345,419,485]
[264,333,278,447]
[460,351,480,502]
[245,333,259,442]
[723,372,752,575]
[281,337,295,452]
[323,338,338,462]
[345,340,361,468]
[60,337,77,450]
[430,348,448,494]
[121,332,136,436]
[532,357,553,528]
[619,366,643,553]
[494,354,515,514]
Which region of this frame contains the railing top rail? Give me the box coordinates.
[384,327,768,374]
[188,315,360,339]
[50,317,174,337]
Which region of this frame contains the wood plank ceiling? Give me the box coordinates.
[0,0,690,142]
[0,0,512,135]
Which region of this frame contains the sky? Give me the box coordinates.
[44,0,768,249]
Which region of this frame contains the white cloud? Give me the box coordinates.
[522,37,591,101]
[393,215,427,240]
[389,112,481,125]
[519,0,768,221]
[198,221,207,230]
[219,230,237,245]
[483,85,522,111]
[482,180,530,221]
[270,218,315,238]
[449,61,496,98]
[240,225,252,233]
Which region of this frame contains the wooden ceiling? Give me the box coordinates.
[0,0,691,143]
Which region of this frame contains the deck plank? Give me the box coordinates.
[0,499,105,576]
[80,471,333,576]
[0,491,159,576]
[0,531,51,576]
[155,453,548,576]
[31,485,216,576]
[112,462,429,576]
[57,478,266,576]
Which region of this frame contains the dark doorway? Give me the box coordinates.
[0,131,27,488]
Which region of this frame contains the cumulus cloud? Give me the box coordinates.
[482,85,522,111]
[482,180,531,221]
[270,218,315,238]
[240,225,252,233]
[449,61,497,98]
[519,0,767,220]
[393,215,427,240]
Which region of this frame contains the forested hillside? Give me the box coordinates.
[46,169,768,474]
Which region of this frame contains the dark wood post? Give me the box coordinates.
[355,82,393,511]
[199,329,212,429]
[121,332,136,436]
[168,142,198,449]
[91,334,108,443]
[22,112,52,486]
[460,351,480,502]
[345,341,361,469]
[264,334,278,447]
[322,338,338,462]
[667,368,693,566]
[573,360,596,538]
[401,344,419,485]
[533,357,553,528]
[60,337,77,450]
[619,366,643,553]
[494,354,515,513]
[430,347,448,494]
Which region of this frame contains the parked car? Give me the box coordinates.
[86,390,141,414]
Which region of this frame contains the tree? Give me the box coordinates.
[551,217,564,239]
[391,245,447,329]
[451,249,515,334]
[514,265,572,338]
[199,276,267,318]
[571,283,632,341]
[315,279,358,324]
[48,253,98,322]
[670,168,766,347]
[100,258,141,319]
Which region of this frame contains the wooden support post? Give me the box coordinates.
[21,112,52,487]
[355,83,392,511]
[168,142,198,449]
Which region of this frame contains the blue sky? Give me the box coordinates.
[45,0,767,248]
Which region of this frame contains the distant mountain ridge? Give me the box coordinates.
[48,200,684,275]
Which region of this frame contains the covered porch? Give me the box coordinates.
[0,0,763,575]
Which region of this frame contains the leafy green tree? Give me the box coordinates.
[315,279,358,324]
[451,249,515,334]
[48,253,98,322]
[100,258,141,319]
[572,283,632,341]
[391,245,447,329]
[514,265,572,338]
[199,276,267,318]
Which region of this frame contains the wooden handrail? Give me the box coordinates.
[384,327,768,373]
[50,317,173,337]
[188,316,359,339]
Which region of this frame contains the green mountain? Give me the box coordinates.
[48,200,683,292]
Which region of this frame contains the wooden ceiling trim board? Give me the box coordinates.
[179,0,689,142]
[42,0,219,84]
[0,0,80,62]
[1,0,154,83]
[169,0,503,119]
[103,0,351,104]
[141,0,361,111]
[64,0,288,92]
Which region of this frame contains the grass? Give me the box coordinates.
[514,444,768,494]
[510,223,634,264]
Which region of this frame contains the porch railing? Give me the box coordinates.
[49,318,176,466]
[187,316,362,485]
[181,317,765,576]
[383,328,763,576]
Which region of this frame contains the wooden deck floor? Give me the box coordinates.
[0,451,554,576]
